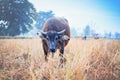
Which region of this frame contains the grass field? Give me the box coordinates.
[0,38,120,80]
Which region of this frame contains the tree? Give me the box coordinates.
[36,10,54,30]
[104,32,112,38]
[115,32,120,39]
[0,0,36,36]
[84,25,91,36]
[91,29,96,37]
[108,32,112,38]
[71,27,77,36]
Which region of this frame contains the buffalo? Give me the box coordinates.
[37,17,70,67]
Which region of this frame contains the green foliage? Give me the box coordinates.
[36,10,54,30]
[0,0,36,36]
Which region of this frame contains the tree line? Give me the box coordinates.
[0,0,120,39]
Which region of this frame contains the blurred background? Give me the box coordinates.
[0,0,120,38]
[0,1,120,80]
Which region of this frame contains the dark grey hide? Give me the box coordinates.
[37,29,69,67]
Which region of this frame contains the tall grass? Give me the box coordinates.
[0,38,120,80]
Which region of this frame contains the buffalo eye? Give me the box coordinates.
[55,36,60,40]
[55,35,62,41]
[55,36,58,40]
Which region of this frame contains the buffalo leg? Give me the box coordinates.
[42,41,48,61]
[59,45,65,67]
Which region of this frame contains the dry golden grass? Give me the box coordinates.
[0,38,120,80]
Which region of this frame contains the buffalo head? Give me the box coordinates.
[37,29,69,53]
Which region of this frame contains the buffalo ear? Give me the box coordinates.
[41,31,47,38]
[37,32,42,38]
[62,35,70,41]
[37,31,47,39]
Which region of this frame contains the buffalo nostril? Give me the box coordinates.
[50,48,56,53]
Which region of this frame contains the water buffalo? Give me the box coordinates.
[37,17,70,67]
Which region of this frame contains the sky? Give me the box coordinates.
[29,0,120,34]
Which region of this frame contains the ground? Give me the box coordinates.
[0,38,120,80]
